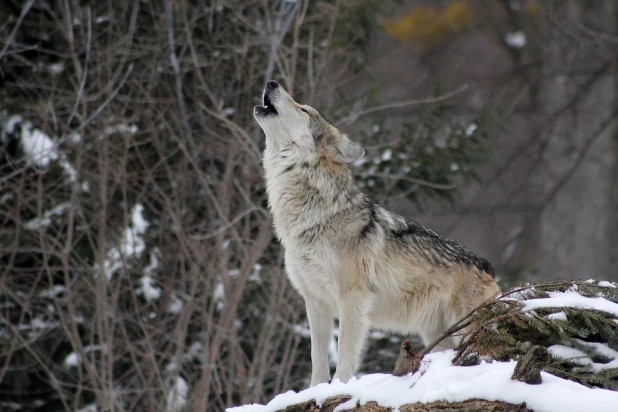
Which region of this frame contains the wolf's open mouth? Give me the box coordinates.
[255,89,278,117]
[263,93,273,108]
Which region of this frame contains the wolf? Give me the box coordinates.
[254,80,500,386]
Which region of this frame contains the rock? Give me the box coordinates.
[279,396,532,411]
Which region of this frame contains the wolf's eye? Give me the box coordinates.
[299,107,309,114]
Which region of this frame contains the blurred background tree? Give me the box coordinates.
[0,0,616,410]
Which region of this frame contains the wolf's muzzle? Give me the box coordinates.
[254,80,279,118]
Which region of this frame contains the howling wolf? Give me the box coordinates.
[254,80,500,386]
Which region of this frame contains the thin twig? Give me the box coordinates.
[69,64,134,138]
[452,311,519,365]
[67,5,92,128]
[337,85,469,126]
[412,298,500,362]
[165,0,197,154]
[190,206,265,240]
[366,172,457,190]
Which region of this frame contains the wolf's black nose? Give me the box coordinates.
[267,80,279,89]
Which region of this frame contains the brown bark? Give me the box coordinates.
[392,339,421,376]
[511,346,549,385]
[280,396,532,411]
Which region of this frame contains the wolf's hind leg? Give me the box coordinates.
[332,292,371,383]
[306,300,333,386]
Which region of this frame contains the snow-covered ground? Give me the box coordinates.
[230,282,618,412]
[228,349,618,412]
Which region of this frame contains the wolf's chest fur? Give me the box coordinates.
[264,149,366,249]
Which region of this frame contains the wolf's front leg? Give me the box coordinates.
[332,291,370,383]
[306,300,333,386]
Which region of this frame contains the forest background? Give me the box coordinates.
[0,0,616,410]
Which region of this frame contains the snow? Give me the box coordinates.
[3,115,23,137]
[249,263,263,283]
[329,327,340,367]
[184,341,204,362]
[329,337,338,367]
[102,124,138,139]
[131,204,149,233]
[577,340,618,360]
[505,31,526,48]
[549,343,618,372]
[98,204,149,279]
[228,350,618,412]
[598,281,616,288]
[4,117,87,189]
[167,293,184,314]
[0,401,25,411]
[138,249,162,300]
[48,62,65,75]
[502,285,536,301]
[18,316,59,339]
[522,291,618,317]
[20,121,58,167]
[293,323,311,337]
[29,317,57,330]
[464,123,477,136]
[166,376,188,412]
[39,285,67,298]
[381,149,392,162]
[214,282,225,310]
[232,282,618,412]
[546,311,567,321]
[144,248,160,275]
[63,352,81,368]
[548,345,591,366]
[69,132,82,144]
[369,330,387,340]
[63,344,106,368]
[138,275,161,301]
[24,202,71,230]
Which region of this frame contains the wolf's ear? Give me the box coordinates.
[329,136,364,164]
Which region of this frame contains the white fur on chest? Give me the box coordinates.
[263,148,352,246]
[264,148,350,301]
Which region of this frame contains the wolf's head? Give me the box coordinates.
[254,80,364,164]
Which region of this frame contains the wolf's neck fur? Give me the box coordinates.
[263,145,366,247]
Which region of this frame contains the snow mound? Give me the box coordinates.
[228,350,618,412]
[230,280,618,411]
